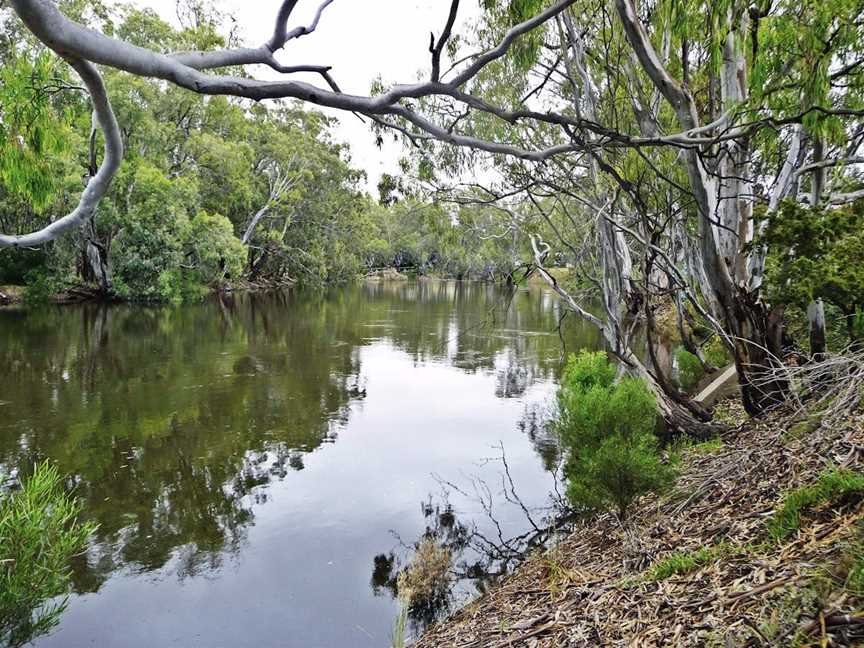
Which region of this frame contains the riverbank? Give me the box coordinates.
[0,285,22,305]
[416,403,864,647]
[1,269,534,306]
[0,278,298,307]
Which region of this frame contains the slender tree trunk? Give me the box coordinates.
[727,295,788,414]
[624,347,726,438]
[806,138,828,358]
[808,299,827,359]
[80,218,112,295]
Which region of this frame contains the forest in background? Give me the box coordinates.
[0,1,545,302]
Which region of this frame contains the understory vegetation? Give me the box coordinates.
[556,351,675,519]
[767,469,864,542]
[0,462,95,648]
[416,405,864,647]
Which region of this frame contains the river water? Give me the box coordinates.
[0,280,602,648]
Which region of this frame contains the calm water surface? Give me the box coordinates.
[0,281,601,648]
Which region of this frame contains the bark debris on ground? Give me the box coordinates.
[416,403,864,647]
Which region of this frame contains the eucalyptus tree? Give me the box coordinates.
[4,0,864,425]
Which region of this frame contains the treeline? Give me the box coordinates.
[0,2,527,302]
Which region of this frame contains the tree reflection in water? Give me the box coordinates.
[370,437,572,635]
[0,281,599,645]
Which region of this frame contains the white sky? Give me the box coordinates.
[136,0,482,190]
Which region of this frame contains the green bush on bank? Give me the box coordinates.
[21,268,59,304]
[1,462,96,647]
[673,347,703,390]
[556,351,675,520]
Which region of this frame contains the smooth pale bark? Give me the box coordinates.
[614,0,790,415]
[81,219,112,293]
[804,137,829,358]
[808,299,828,360]
[546,9,722,434]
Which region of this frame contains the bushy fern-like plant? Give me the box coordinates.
[557,351,675,520]
[1,462,96,647]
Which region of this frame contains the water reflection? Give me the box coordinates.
[0,281,601,648]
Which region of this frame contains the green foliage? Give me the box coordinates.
[673,347,703,390]
[1,462,96,647]
[762,201,864,343]
[703,337,729,368]
[0,52,71,212]
[650,545,718,580]
[481,0,547,70]
[183,210,247,286]
[0,4,527,299]
[0,248,46,285]
[556,351,675,519]
[767,469,864,542]
[107,163,190,300]
[361,199,522,280]
[22,267,59,305]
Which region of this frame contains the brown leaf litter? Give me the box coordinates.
[415,404,864,647]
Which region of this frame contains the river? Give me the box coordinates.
[0,280,603,648]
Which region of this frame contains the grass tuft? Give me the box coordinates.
[767,469,864,542]
[649,542,731,580]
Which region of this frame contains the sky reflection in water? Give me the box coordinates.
[0,281,601,648]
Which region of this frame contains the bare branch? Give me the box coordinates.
[431,0,459,83]
[450,0,577,87]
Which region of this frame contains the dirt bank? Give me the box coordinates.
[0,285,23,305]
[416,403,864,647]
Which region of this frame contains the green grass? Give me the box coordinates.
[390,593,409,648]
[767,469,864,542]
[839,521,864,595]
[649,542,732,580]
[846,550,864,595]
[675,436,724,455]
[782,415,822,442]
[650,547,713,579]
[668,436,724,468]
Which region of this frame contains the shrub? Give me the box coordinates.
[396,537,451,620]
[557,351,675,520]
[21,267,57,304]
[673,347,703,390]
[1,462,96,647]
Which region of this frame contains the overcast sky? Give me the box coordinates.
[136,0,481,189]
